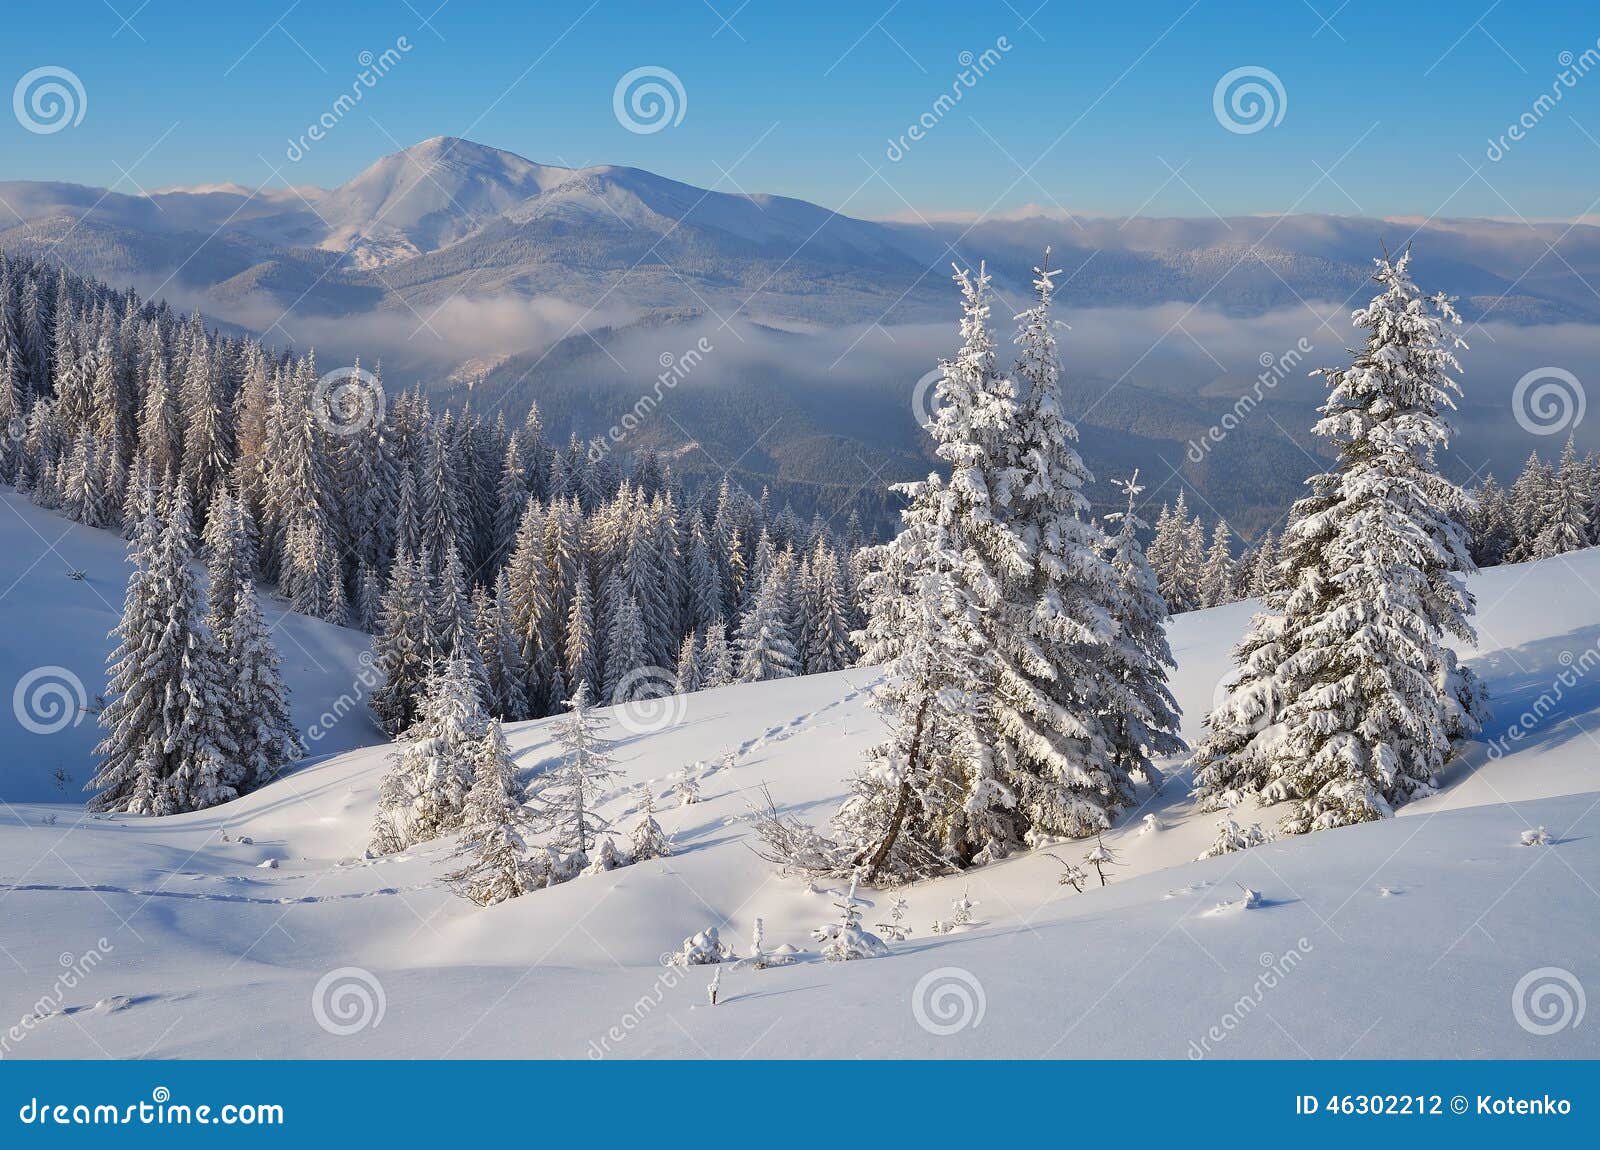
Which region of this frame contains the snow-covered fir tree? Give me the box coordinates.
[445,721,539,906]
[734,568,800,683]
[88,487,239,814]
[1101,472,1187,786]
[1198,520,1237,608]
[535,682,621,858]
[370,655,488,853]
[985,251,1134,846]
[1193,249,1489,834]
[223,581,303,790]
[628,783,672,861]
[829,265,1020,880]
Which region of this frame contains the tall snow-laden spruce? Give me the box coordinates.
[991,251,1134,843]
[832,264,1024,879]
[89,486,239,814]
[224,581,303,791]
[1193,249,1488,833]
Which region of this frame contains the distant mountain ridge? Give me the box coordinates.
[4,136,1599,332]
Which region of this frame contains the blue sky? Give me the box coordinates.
[3,0,1599,221]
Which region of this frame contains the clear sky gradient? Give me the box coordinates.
[3,0,1598,222]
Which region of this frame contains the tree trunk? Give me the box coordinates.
[862,693,931,883]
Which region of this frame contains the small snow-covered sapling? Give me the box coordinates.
[950,886,975,926]
[1084,838,1119,887]
[749,917,770,969]
[1042,853,1087,893]
[707,966,721,1006]
[1520,826,1551,846]
[816,877,889,960]
[876,896,912,942]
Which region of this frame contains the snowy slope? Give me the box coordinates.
[0,492,384,804]
[2,535,1597,1059]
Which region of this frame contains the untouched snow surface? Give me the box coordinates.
[1,499,1597,1058]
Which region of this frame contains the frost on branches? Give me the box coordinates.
[814,878,890,961]
[88,487,250,815]
[1192,248,1489,835]
[1101,472,1187,789]
[534,682,622,862]
[445,721,539,906]
[369,655,488,854]
[820,257,1175,884]
[627,783,672,861]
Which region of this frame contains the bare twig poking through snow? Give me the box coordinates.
[1042,853,1087,892]
[746,784,842,875]
[1520,825,1551,846]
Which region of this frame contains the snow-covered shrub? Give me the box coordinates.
[673,926,734,966]
[1520,825,1551,846]
[583,836,625,875]
[1197,816,1275,860]
[446,722,539,907]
